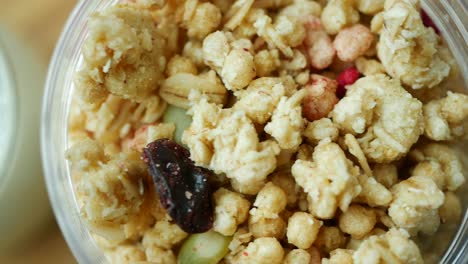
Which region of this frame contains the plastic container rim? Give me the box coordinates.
[0,34,18,195]
[41,0,468,263]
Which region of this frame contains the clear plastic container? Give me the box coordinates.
[41,0,468,263]
[0,27,51,252]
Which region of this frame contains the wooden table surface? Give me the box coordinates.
[0,0,77,263]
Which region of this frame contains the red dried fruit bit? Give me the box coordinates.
[142,139,213,233]
[336,67,360,98]
[302,74,339,121]
[421,9,440,34]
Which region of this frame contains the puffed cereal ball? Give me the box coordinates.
[213,188,251,236]
[271,172,299,207]
[287,212,323,249]
[221,49,256,91]
[314,226,347,254]
[239,237,285,264]
[254,182,288,215]
[333,24,374,62]
[338,204,377,239]
[283,249,312,264]
[249,216,287,239]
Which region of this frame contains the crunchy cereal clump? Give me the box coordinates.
[331,74,424,163]
[353,228,423,263]
[321,0,359,35]
[410,143,465,191]
[423,92,468,141]
[291,140,361,219]
[77,4,167,105]
[388,176,445,235]
[378,0,451,89]
[183,99,280,194]
[66,139,149,239]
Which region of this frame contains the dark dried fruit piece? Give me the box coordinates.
[421,9,440,34]
[142,138,213,233]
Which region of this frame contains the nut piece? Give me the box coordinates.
[159,73,227,109]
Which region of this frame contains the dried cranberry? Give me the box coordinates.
[421,9,440,34]
[142,139,213,233]
[336,67,360,98]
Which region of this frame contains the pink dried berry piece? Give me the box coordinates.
[421,9,440,34]
[336,67,360,98]
[302,74,339,121]
[143,138,213,233]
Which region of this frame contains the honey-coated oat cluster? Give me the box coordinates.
[66,0,467,263]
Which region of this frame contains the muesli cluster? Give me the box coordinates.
[66,0,468,263]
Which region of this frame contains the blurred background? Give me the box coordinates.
[0,0,77,263]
